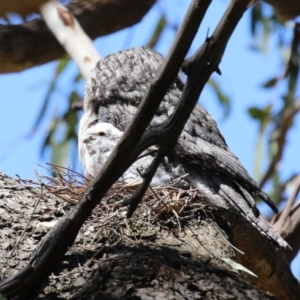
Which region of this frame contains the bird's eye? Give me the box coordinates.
[98,132,106,136]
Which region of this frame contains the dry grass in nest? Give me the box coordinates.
[18,163,208,236]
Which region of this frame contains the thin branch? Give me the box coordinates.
[123,150,165,218]
[107,0,258,219]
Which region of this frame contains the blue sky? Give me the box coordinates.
[0,0,299,277]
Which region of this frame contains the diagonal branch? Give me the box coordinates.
[123,149,165,218]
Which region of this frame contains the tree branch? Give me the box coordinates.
[122,149,165,218]
[0,0,155,73]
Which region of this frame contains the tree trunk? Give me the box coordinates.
[0,172,298,299]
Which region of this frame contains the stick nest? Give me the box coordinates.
[18,164,208,241]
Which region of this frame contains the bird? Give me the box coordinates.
[78,47,288,249]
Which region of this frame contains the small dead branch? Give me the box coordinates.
[19,164,204,233]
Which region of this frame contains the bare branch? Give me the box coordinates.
[123,150,165,218]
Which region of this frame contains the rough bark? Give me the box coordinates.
[0,0,155,73]
[0,172,282,299]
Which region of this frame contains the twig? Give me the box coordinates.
[189,227,214,257]
[123,150,165,217]
[171,208,182,232]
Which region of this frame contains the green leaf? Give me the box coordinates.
[270,171,281,204]
[261,77,278,88]
[74,72,83,83]
[248,105,272,132]
[261,17,271,54]
[250,3,263,37]
[147,15,167,48]
[62,91,79,140]
[50,139,70,169]
[221,258,258,278]
[269,129,280,158]
[32,58,70,130]
[56,58,70,75]
[254,131,264,181]
[248,107,266,120]
[285,30,300,104]
[40,117,60,157]
[249,2,284,54]
[208,79,231,118]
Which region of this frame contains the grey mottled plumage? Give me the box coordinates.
[78,47,288,249]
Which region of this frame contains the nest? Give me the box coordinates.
[17,164,209,242]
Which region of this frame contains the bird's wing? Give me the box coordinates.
[176,112,278,213]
